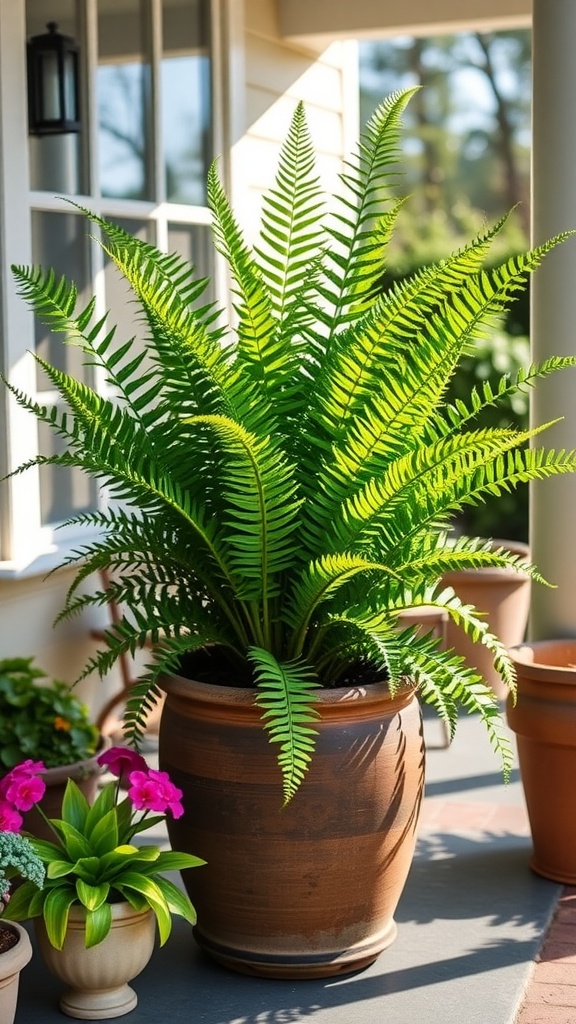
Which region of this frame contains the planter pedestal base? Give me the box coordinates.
[59,983,138,1020]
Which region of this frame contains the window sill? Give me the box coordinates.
[0,530,102,579]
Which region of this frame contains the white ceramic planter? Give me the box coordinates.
[35,902,156,1020]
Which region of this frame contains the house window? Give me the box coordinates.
[0,0,216,572]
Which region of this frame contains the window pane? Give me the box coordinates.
[168,222,215,305]
[32,211,91,388]
[162,0,212,205]
[97,0,153,200]
[26,0,85,194]
[31,212,95,526]
[38,419,97,526]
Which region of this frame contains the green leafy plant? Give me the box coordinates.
[0,658,99,772]
[2,750,204,949]
[4,89,576,803]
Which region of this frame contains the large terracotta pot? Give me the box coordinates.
[35,902,156,1019]
[442,539,531,699]
[159,669,425,978]
[0,921,32,1024]
[507,639,576,883]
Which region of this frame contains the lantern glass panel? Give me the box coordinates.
[63,51,78,122]
[38,51,60,121]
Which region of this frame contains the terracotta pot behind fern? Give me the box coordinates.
[507,640,576,883]
[159,667,425,979]
[442,539,531,700]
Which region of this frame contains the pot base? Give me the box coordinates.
[59,983,138,1020]
[529,857,576,886]
[194,920,398,979]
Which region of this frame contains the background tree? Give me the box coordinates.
[359,31,531,265]
[359,30,532,541]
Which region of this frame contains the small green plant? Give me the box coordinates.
[0,658,99,772]
[3,751,204,949]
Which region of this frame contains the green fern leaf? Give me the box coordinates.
[250,648,320,805]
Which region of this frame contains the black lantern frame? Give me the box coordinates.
[27,21,81,136]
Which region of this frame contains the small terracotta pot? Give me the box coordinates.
[507,639,576,883]
[443,539,531,699]
[159,668,425,978]
[35,902,156,1019]
[0,921,32,1024]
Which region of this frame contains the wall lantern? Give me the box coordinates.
[27,22,80,136]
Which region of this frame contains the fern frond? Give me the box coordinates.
[304,234,575,545]
[89,211,235,419]
[320,89,418,336]
[286,553,400,657]
[186,415,302,611]
[329,423,552,553]
[256,100,325,318]
[250,648,320,805]
[123,636,217,749]
[310,214,513,448]
[437,356,576,438]
[392,629,515,778]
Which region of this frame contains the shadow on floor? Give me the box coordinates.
[17,833,559,1024]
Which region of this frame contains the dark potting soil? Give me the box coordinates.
[178,647,389,690]
[0,924,18,953]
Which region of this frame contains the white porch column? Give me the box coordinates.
[530,0,576,639]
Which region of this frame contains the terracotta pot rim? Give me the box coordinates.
[442,539,530,583]
[0,920,33,977]
[509,639,576,678]
[160,669,416,711]
[38,735,110,786]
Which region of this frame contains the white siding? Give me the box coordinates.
[231,0,358,240]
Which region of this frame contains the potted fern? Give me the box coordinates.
[4,89,576,978]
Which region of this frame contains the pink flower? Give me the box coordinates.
[0,759,46,800]
[97,746,149,778]
[3,773,46,812]
[0,800,23,832]
[0,760,46,812]
[5,759,45,779]
[128,769,184,819]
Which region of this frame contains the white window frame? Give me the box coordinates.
[0,0,236,577]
